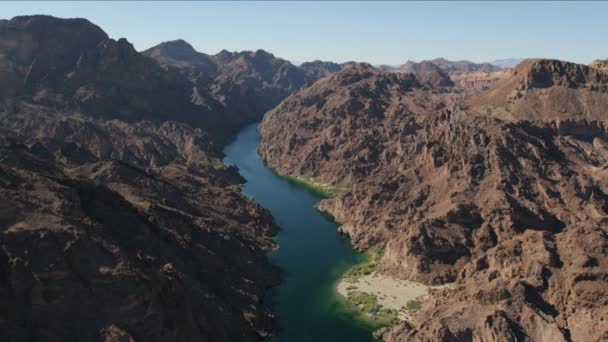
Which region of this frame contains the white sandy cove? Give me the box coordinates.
[337,272,446,310]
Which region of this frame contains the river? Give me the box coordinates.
[224,124,376,342]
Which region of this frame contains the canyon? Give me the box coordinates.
[1,13,607,342]
[0,15,325,341]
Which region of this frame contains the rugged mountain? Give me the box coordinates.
[143,42,313,132]
[591,59,608,72]
[209,49,311,124]
[259,60,608,341]
[397,58,506,89]
[472,58,608,121]
[142,39,218,83]
[400,58,501,74]
[0,15,279,341]
[299,60,348,79]
[449,69,513,90]
[396,61,454,88]
[0,16,214,128]
[0,113,279,342]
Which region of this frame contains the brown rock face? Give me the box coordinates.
[259,60,608,341]
[0,117,279,341]
[142,41,319,134]
[472,58,608,121]
[299,60,348,79]
[396,61,454,88]
[591,59,608,72]
[450,69,513,90]
[0,15,282,341]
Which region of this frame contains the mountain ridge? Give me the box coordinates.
[0,15,286,341]
[259,58,608,342]
[142,39,324,136]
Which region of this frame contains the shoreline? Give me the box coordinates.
[337,273,430,311]
[267,166,345,199]
[230,127,379,341]
[284,174,344,199]
[335,250,452,327]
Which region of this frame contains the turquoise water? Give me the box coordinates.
[224,124,376,342]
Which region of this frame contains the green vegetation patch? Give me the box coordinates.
[348,291,380,312]
[193,157,226,171]
[284,174,345,199]
[343,248,384,282]
[226,184,243,192]
[346,291,399,325]
[376,308,400,325]
[404,298,422,312]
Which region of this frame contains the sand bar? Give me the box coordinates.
[337,272,448,310]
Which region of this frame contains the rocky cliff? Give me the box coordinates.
[450,69,513,90]
[259,60,608,341]
[0,16,210,128]
[472,59,608,121]
[299,60,349,79]
[143,41,317,134]
[0,15,281,342]
[591,59,608,72]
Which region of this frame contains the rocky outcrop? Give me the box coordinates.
[0,15,281,341]
[450,69,513,90]
[591,59,608,72]
[259,60,608,341]
[0,115,279,341]
[299,60,351,79]
[143,39,218,78]
[472,58,608,121]
[395,61,454,88]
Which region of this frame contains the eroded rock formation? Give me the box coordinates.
[0,15,284,341]
[259,59,608,341]
[142,40,324,135]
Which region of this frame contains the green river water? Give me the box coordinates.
[224,124,377,342]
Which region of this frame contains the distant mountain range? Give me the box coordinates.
[488,58,524,68]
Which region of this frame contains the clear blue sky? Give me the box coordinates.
[2,1,607,65]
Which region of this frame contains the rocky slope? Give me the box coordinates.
[0,15,281,341]
[472,59,608,121]
[395,58,509,90]
[591,59,608,72]
[394,61,454,88]
[143,40,316,133]
[299,60,349,79]
[449,69,513,90]
[0,16,209,128]
[259,60,608,341]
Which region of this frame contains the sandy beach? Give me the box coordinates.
[337,272,446,310]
